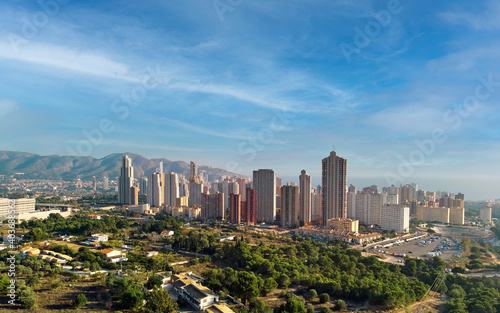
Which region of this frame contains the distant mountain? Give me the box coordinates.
[0,151,245,181]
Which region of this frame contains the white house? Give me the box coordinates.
[91,233,108,242]
[99,248,127,263]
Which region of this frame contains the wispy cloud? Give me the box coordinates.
[441,1,500,30]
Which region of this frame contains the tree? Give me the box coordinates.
[26,275,40,287]
[235,272,259,305]
[144,287,177,313]
[24,227,48,242]
[145,274,164,289]
[322,308,332,313]
[278,297,306,313]
[307,289,318,300]
[18,285,36,309]
[277,274,291,289]
[90,262,101,272]
[319,293,330,304]
[121,287,143,309]
[261,277,278,296]
[73,293,87,308]
[306,303,315,313]
[336,299,346,311]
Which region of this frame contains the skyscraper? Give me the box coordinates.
[245,187,257,225]
[147,172,164,207]
[189,181,202,207]
[253,169,276,223]
[164,172,179,207]
[189,161,198,183]
[322,150,347,225]
[118,155,134,204]
[299,170,312,223]
[130,186,139,205]
[281,185,299,228]
[201,192,224,220]
[103,176,109,190]
[140,177,148,196]
[229,193,241,224]
[92,176,96,191]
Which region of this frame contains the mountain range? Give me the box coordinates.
[0,151,243,182]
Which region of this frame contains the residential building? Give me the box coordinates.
[480,206,492,224]
[380,205,410,232]
[299,170,312,223]
[326,218,359,233]
[322,150,347,225]
[118,155,134,204]
[450,207,465,225]
[201,192,224,220]
[0,198,36,220]
[229,193,241,224]
[281,185,299,228]
[165,172,180,207]
[147,172,165,206]
[253,169,276,223]
[130,186,139,205]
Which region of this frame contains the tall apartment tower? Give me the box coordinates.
[118,155,134,204]
[348,184,357,193]
[321,150,347,225]
[164,172,180,207]
[281,185,300,228]
[147,172,165,207]
[130,186,139,205]
[229,193,241,224]
[189,161,198,182]
[103,176,109,190]
[299,170,312,223]
[253,169,276,223]
[140,177,148,196]
[245,187,257,225]
[188,182,202,207]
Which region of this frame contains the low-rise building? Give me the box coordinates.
[99,248,127,263]
[180,283,219,311]
[326,218,359,232]
[206,304,235,313]
[91,233,108,242]
[19,246,40,258]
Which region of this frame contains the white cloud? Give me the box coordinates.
[0,41,133,81]
[441,1,500,30]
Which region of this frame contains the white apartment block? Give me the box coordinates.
[380,205,409,232]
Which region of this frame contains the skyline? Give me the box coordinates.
[1,1,500,200]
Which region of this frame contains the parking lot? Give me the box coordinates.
[372,235,462,262]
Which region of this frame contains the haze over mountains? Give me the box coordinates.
[0,151,242,181]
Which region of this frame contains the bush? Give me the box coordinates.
[319,293,330,304]
[322,307,332,313]
[306,303,315,313]
[307,289,318,300]
[336,299,346,311]
[18,285,36,309]
[51,282,63,289]
[73,293,87,308]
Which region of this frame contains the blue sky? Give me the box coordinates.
[1,0,500,200]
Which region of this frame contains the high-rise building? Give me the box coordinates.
[312,193,323,223]
[92,176,97,191]
[188,181,202,207]
[103,176,109,190]
[229,193,241,224]
[253,169,276,223]
[201,192,224,220]
[321,150,347,225]
[281,185,299,228]
[140,177,148,196]
[164,173,179,207]
[159,161,163,173]
[189,161,199,183]
[348,184,357,193]
[380,205,410,232]
[455,193,465,201]
[299,170,312,223]
[480,207,492,224]
[130,186,139,205]
[399,185,414,204]
[244,187,257,225]
[147,172,164,207]
[118,155,134,204]
[349,192,384,225]
[450,207,465,225]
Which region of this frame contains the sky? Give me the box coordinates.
[1,0,500,200]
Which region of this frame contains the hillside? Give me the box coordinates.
[0,151,243,181]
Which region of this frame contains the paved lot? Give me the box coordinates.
[374,236,461,261]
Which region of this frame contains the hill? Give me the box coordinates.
[0,151,243,181]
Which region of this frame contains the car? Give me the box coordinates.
[408,251,413,253]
